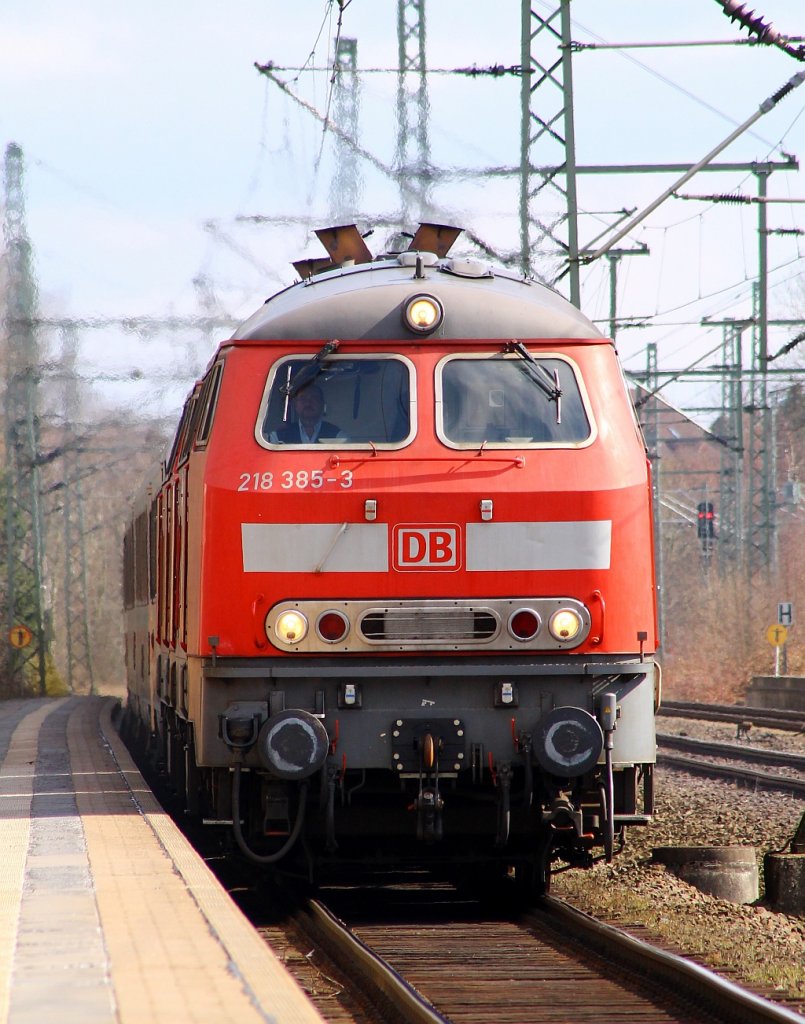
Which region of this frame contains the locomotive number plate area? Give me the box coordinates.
[391,718,466,776]
[237,469,354,491]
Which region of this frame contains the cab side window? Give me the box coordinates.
[195,362,223,448]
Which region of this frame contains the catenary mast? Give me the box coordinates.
[2,142,48,696]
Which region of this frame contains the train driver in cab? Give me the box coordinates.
[270,384,345,444]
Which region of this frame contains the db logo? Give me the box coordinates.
[393,524,461,571]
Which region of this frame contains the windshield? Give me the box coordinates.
[437,354,592,446]
[258,354,415,448]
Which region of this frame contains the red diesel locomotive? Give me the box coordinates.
[123,224,659,894]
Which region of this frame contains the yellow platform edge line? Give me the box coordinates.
[97,698,325,1024]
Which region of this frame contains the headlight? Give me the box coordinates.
[274,609,308,644]
[548,608,582,642]
[403,294,443,334]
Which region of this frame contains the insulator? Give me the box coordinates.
[681,192,752,204]
[716,1,783,47]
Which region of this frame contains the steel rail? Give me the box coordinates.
[659,701,805,733]
[660,710,804,732]
[658,752,805,796]
[296,899,448,1024]
[302,889,804,1024]
[533,897,804,1024]
[662,700,803,722]
[657,732,805,769]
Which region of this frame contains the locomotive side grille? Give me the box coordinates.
[360,607,499,644]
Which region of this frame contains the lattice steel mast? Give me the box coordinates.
[747,169,777,576]
[718,320,746,572]
[520,0,581,303]
[329,36,363,223]
[59,325,95,694]
[395,0,432,223]
[2,142,48,696]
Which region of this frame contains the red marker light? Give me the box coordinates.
[316,610,350,643]
[508,608,541,641]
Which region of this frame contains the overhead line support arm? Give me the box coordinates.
[582,71,805,264]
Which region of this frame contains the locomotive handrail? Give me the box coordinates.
[589,589,605,645]
[327,452,525,467]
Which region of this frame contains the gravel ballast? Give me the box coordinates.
[551,721,805,1014]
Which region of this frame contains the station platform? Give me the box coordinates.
[0,695,323,1024]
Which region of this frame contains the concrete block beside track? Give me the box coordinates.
[0,695,324,1024]
[746,676,805,713]
[765,853,805,916]
[651,846,759,904]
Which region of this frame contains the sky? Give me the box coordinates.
[2,0,804,424]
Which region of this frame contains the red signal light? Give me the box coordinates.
[696,502,715,539]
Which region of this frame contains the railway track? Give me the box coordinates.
[658,701,805,733]
[126,709,803,1023]
[657,732,805,796]
[256,883,803,1024]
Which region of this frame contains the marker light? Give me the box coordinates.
[508,608,541,641]
[274,610,308,645]
[549,608,582,642]
[316,610,350,643]
[403,294,444,334]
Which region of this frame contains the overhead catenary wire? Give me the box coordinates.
[584,72,805,263]
[632,338,729,408]
[608,249,805,345]
[254,62,527,76]
[558,1,786,151]
[290,0,338,84]
[257,11,805,317]
[569,37,804,51]
[321,0,354,131]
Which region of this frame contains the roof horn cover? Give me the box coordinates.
[408,223,462,258]
[315,225,373,266]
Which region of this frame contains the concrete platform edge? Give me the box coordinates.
[96,698,324,1024]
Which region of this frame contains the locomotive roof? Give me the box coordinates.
[231,253,605,343]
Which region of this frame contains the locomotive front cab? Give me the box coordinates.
[144,226,659,896]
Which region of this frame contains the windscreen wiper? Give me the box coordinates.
[280,339,340,422]
[504,340,562,424]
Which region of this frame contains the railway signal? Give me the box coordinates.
[696,501,715,539]
[696,501,716,558]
